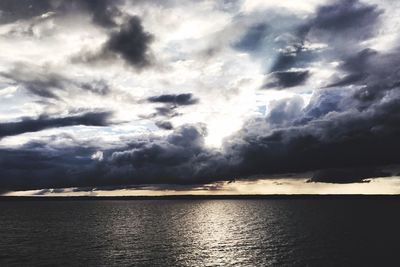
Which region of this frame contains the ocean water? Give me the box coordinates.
[0,198,399,266]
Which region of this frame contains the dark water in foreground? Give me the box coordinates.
[0,198,399,266]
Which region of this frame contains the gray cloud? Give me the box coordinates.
[0,65,112,99]
[0,0,53,24]
[0,0,123,28]
[77,15,155,69]
[326,47,400,110]
[269,45,314,73]
[153,107,180,118]
[310,0,382,40]
[264,70,310,89]
[155,121,173,130]
[0,124,225,191]
[1,67,65,99]
[104,16,154,68]
[308,168,390,184]
[222,100,400,181]
[0,111,113,138]
[148,93,199,106]
[234,23,268,51]
[266,96,304,127]
[80,80,112,96]
[2,86,400,191]
[232,0,384,86]
[145,93,199,119]
[79,0,122,28]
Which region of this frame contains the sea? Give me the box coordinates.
[0,197,399,266]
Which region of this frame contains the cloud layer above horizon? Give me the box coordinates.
[1,0,400,192]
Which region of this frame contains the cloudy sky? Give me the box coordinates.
[1,0,400,196]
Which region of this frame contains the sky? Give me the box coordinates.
[1,0,400,196]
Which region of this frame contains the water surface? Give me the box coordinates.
[0,199,399,266]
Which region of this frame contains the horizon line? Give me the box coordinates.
[1,194,400,201]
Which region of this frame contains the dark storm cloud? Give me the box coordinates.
[0,94,400,190]
[148,93,199,106]
[77,14,154,69]
[110,125,206,168]
[140,106,180,120]
[154,106,180,118]
[99,124,232,185]
[0,144,98,191]
[266,96,304,126]
[5,89,400,191]
[297,90,345,126]
[155,121,173,130]
[309,168,390,184]
[264,70,310,88]
[2,86,400,191]
[327,48,377,88]
[103,16,154,68]
[0,111,113,138]
[79,0,122,28]
[232,14,314,74]
[221,98,400,181]
[0,124,227,191]
[145,94,199,119]
[214,23,400,181]
[269,45,315,73]
[326,73,365,88]
[326,47,400,109]
[311,0,382,39]
[241,0,384,81]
